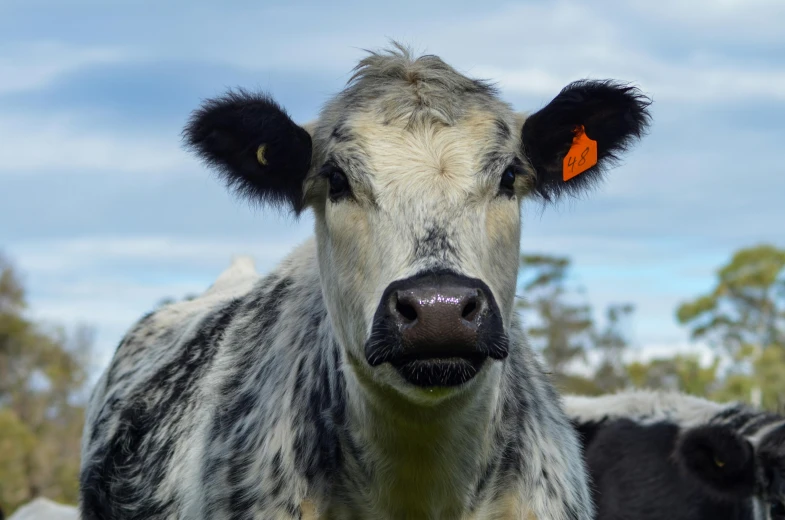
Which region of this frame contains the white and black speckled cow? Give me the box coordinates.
[78,44,651,520]
[565,390,785,520]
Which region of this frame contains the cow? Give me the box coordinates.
[564,390,785,520]
[7,498,79,520]
[78,43,651,520]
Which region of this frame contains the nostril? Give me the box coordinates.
[395,296,418,323]
[461,299,477,320]
[461,294,480,322]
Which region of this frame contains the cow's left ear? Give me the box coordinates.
[183,89,312,214]
[521,80,652,201]
[676,424,757,501]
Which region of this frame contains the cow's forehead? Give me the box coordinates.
[350,108,515,178]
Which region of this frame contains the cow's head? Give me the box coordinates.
[184,46,651,403]
[676,424,758,500]
[677,421,785,519]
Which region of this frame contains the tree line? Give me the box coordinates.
[518,244,785,411]
[0,255,90,515]
[0,243,783,514]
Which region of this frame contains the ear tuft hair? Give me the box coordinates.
[675,424,757,501]
[521,80,652,202]
[183,89,312,214]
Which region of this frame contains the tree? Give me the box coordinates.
[0,253,92,514]
[518,254,595,391]
[593,303,635,393]
[676,244,785,409]
[677,244,785,355]
[626,354,721,397]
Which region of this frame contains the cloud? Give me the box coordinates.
[9,235,310,276]
[0,41,131,95]
[27,276,211,380]
[625,0,785,44]
[0,112,190,175]
[425,2,785,103]
[478,60,785,103]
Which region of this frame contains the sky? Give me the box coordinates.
[1,0,784,381]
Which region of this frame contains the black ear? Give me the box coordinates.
[675,424,757,501]
[521,80,652,201]
[183,89,312,213]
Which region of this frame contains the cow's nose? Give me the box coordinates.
[365,271,509,386]
[388,285,486,356]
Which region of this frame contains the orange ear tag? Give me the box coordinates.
[562,125,597,181]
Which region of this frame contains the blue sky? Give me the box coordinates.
[2,0,784,378]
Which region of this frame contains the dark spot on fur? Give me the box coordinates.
[331,124,352,143]
[413,224,457,261]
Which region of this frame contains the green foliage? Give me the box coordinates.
[0,253,89,515]
[518,254,634,395]
[518,254,594,374]
[676,244,785,355]
[675,244,785,409]
[519,244,785,411]
[592,304,635,393]
[626,354,721,397]
[0,408,36,511]
[751,344,785,410]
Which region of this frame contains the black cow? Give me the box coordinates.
[566,391,785,520]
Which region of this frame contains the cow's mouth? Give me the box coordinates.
[390,352,487,387]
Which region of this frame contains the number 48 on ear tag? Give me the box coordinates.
[563,125,598,182]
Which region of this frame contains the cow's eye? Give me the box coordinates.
[322,165,351,201]
[499,166,517,196]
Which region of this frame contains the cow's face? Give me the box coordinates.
[184,49,650,402]
[308,104,524,399]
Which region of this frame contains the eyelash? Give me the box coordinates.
[499,163,524,197]
[320,164,352,201]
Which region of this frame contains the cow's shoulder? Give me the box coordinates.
[108,255,261,385]
[80,238,330,520]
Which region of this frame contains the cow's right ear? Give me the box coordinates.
[183,90,312,214]
[675,424,757,501]
[520,80,651,202]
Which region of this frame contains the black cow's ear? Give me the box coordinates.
[675,424,757,501]
[521,80,652,202]
[183,90,312,214]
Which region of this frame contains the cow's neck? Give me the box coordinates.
[337,361,503,518]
